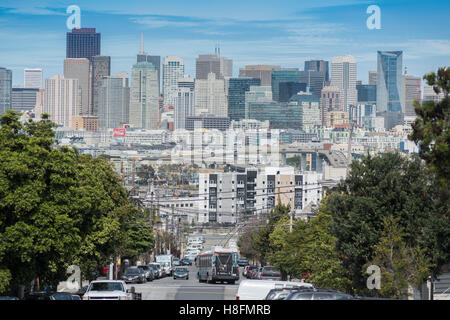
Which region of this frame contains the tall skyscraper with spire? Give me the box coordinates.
[137,33,161,93]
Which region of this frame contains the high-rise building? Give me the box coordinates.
[320,86,341,126]
[330,56,357,112]
[304,60,329,82]
[34,89,45,119]
[24,68,43,89]
[271,68,300,102]
[369,71,377,85]
[91,56,111,116]
[298,70,326,99]
[64,58,91,116]
[174,76,195,130]
[377,51,404,129]
[289,92,321,131]
[423,84,444,103]
[377,51,403,113]
[227,77,261,121]
[129,61,160,129]
[239,65,281,86]
[278,82,307,102]
[194,72,227,117]
[163,56,184,107]
[11,88,39,112]
[44,75,79,127]
[98,73,130,129]
[196,54,232,80]
[244,85,273,119]
[357,84,377,104]
[0,67,12,116]
[66,28,101,61]
[402,75,421,117]
[137,33,161,93]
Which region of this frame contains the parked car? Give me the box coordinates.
[285,288,354,300]
[138,265,154,281]
[264,288,302,300]
[173,266,189,280]
[149,263,163,278]
[237,258,249,267]
[249,267,262,279]
[122,267,146,284]
[173,258,181,266]
[236,280,314,300]
[0,296,19,300]
[148,264,160,279]
[258,266,281,280]
[82,280,135,300]
[245,266,258,278]
[181,257,192,266]
[24,292,79,300]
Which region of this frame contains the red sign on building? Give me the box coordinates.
[113,128,126,137]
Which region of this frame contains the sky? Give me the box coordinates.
[0,0,449,86]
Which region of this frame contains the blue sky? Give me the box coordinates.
[1,0,449,86]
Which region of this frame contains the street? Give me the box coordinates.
[135,232,240,300]
[133,265,239,300]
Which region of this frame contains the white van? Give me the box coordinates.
[236,279,314,300]
[187,243,203,250]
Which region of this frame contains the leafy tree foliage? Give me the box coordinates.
[366,216,431,299]
[410,67,449,193]
[0,110,154,293]
[327,152,447,292]
[268,204,352,291]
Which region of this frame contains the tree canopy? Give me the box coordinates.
[0,110,154,294]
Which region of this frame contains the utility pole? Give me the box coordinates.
[347,105,355,166]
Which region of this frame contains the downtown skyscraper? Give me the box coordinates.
[196,53,232,80]
[24,68,43,89]
[163,56,184,107]
[129,61,160,129]
[377,51,404,129]
[66,28,101,61]
[330,56,358,112]
[98,72,130,129]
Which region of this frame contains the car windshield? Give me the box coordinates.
[125,268,140,275]
[139,266,149,270]
[51,293,73,300]
[176,267,187,272]
[90,282,124,292]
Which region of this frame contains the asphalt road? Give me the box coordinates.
[133,265,240,300]
[135,232,241,300]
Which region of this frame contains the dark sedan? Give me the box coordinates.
[122,267,146,284]
[181,257,192,266]
[173,267,189,280]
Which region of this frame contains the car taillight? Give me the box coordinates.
[236,296,239,300]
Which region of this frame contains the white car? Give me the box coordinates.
[82,280,135,300]
[236,280,314,300]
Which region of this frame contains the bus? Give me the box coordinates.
[196,247,239,284]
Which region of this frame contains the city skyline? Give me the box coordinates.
[1,0,449,87]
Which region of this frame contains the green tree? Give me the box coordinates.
[0,110,154,294]
[136,164,155,185]
[409,67,449,194]
[251,204,290,265]
[366,216,432,299]
[268,203,352,291]
[327,152,444,293]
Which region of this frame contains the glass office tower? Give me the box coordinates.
[228,77,260,121]
[271,68,300,102]
[377,51,403,113]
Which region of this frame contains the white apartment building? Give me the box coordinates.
[198,167,322,224]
